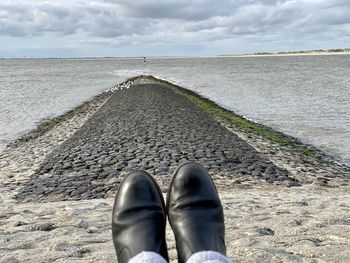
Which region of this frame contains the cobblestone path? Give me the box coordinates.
[17,84,288,201]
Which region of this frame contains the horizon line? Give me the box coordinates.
[1,47,349,60]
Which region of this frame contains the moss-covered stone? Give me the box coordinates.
[135,75,330,164]
[12,92,111,145]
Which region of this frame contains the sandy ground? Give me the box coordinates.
[1,81,349,263]
[1,185,349,263]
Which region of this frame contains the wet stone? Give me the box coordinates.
[30,223,56,232]
[14,221,28,227]
[62,162,72,170]
[256,227,275,236]
[69,249,90,258]
[54,243,80,252]
[86,226,101,233]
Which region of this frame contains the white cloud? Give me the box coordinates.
[0,0,349,56]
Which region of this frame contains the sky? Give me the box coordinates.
[0,0,349,58]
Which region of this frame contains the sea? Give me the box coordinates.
[0,55,349,165]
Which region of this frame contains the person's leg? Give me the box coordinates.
[166,162,229,263]
[112,170,168,263]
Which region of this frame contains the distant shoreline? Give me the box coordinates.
[230,51,350,58]
[1,48,350,60]
[222,48,350,57]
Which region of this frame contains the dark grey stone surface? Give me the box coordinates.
[17,84,289,201]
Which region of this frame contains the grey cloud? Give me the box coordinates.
[311,6,350,25]
[0,2,81,36]
[0,0,349,46]
[103,0,243,20]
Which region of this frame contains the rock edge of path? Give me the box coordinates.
[17,83,293,202]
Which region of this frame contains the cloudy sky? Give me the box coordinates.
[0,0,349,57]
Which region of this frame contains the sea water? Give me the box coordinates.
[1,55,349,164]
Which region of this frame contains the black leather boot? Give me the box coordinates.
[112,171,169,263]
[166,162,226,263]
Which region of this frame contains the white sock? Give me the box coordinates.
[128,250,230,263]
[128,251,168,263]
[186,251,231,263]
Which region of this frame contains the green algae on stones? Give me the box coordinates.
[134,75,331,164]
[10,92,111,145]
